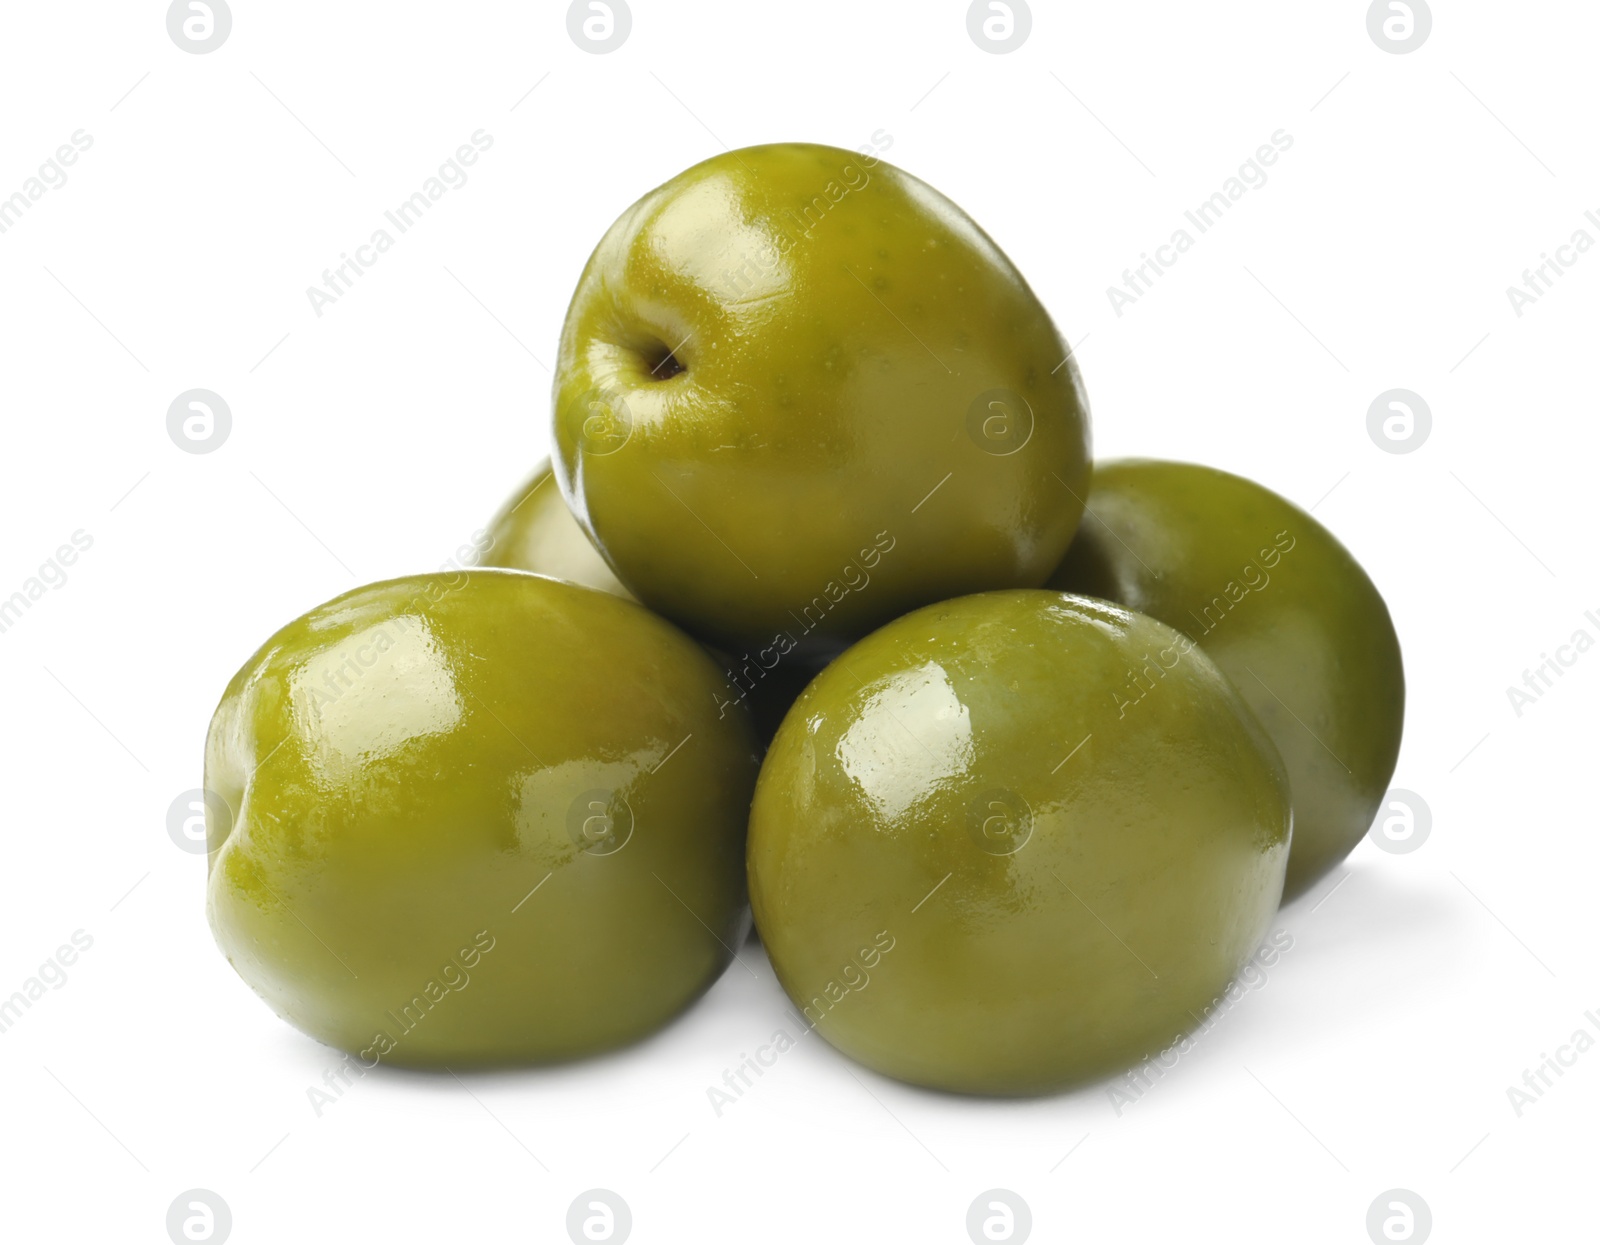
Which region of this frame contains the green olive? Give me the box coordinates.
[205,570,758,1066]
[553,142,1091,656]
[1048,459,1405,899]
[748,590,1290,1095]
[481,459,633,599]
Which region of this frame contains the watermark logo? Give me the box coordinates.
[706,1026,801,1117]
[305,930,495,1117]
[1366,388,1430,454]
[1107,928,1293,1113]
[1365,1189,1431,1243]
[1366,1,1431,55]
[1506,211,1599,318]
[966,389,1034,455]
[967,1,1031,54]
[966,1189,1031,1243]
[0,529,95,639]
[796,932,895,1028]
[0,130,94,238]
[307,131,494,318]
[706,934,895,1117]
[567,789,634,856]
[1112,627,1206,719]
[568,385,634,456]
[0,930,94,1037]
[566,1189,631,1242]
[967,789,1032,855]
[1506,610,1599,717]
[567,1,631,54]
[1505,1007,1600,1117]
[167,1,232,54]
[713,139,890,303]
[1107,131,1295,318]
[1368,789,1431,855]
[716,529,897,722]
[166,1189,231,1243]
[168,788,232,855]
[168,389,231,454]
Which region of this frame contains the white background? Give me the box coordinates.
[1,1,1595,1242]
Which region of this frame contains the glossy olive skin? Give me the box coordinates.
[1048,459,1404,900]
[481,459,634,599]
[553,142,1091,656]
[205,571,759,1066]
[748,591,1290,1095]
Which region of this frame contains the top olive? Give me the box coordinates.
[1048,459,1405,898]
[553,142,1091,656]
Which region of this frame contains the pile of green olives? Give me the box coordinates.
[206,144,1402,1095]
